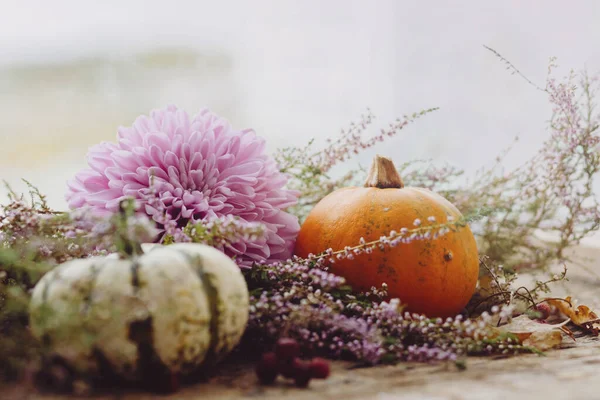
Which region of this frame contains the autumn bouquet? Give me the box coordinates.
[1,51,600,393]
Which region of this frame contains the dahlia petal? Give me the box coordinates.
[112,150,140,171]
[149,145,168,170]
[219,204,235,214]
[182,192,196,205]
[105,196,127,211]
[133,115,153,135]
[207,199,225,212]
[189,152,203,171]
[198,133,215,158]
[104,167,123,181]
[147,133,171,153]
[189,169,205,188]
[181,206,193,219]
[175,109,191,137]
[161,110,178,137]
[122,172,143,185]
[164,151,179,168]
[238,135,265,160]
[87,143,117,173]
[253,178,269,192]
[171,134,184,157]
[242,212,259,221]
[117,138,135,151]
[233,185,256,197]
[66,195,86,208]
[123,183,145,196]
[148,166,169,182]
[181,143,192,162]
[117,126,135,141]
[108,180,126,190]
[255,203,278,218]
[71,169,100,185]
[167,166,182,188]
[145,204,158,216]
[227,136,241,156]
[271,211,301,232]
[264,192,298,209]
[193,200,209,213]
[87,155,114,174]
[220,160,263,179]
[223,175,258,184]
[66,177,85,193]
[87,188,124,202]
[204,154,217,176]
[216,154,235,171]
[216,186,233,196]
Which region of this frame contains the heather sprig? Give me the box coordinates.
[0,189,101,264]
[243,253,530,365]
[321,213,488,264]
[452,50,600,272]
[276,108,438,221]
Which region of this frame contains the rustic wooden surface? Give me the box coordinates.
[3,245,600,400]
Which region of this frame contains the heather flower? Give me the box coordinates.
[244,253,528,364]
[66,106,300,265]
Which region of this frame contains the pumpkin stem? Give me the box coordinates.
[364,155,405,189]
[116,199,144,258]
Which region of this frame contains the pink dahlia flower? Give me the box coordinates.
[66,105,300,265]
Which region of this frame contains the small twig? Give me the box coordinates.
[483,45,547,92]
[560,325,576,341]
[479,256,504,295]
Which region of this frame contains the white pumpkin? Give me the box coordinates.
[29,243,249,380]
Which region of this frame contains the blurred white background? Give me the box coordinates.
[0,0,599,246]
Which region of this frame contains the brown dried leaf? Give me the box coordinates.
[522,330,563,351]
[497,315,566,351]
[545,296,600,335]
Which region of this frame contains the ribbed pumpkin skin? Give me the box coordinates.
[294,186,479,317]
[29,243,249,380]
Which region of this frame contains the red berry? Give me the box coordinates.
[275,338,300,361]
[309,358,330,379]
[293,360,312,388]
[279,360,296,379]
[256,352,279,385]
[536,303,551,320]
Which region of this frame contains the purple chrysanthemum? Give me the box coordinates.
[66,105,300,265]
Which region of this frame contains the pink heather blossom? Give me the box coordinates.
[66,105,300,265]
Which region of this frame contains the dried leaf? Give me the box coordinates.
[497,315,566,351]
[522,330,563,351]
[545,296,600,335]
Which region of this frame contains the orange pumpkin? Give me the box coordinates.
[294,155,479,317]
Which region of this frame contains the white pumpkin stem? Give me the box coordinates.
[364,155,405,189]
